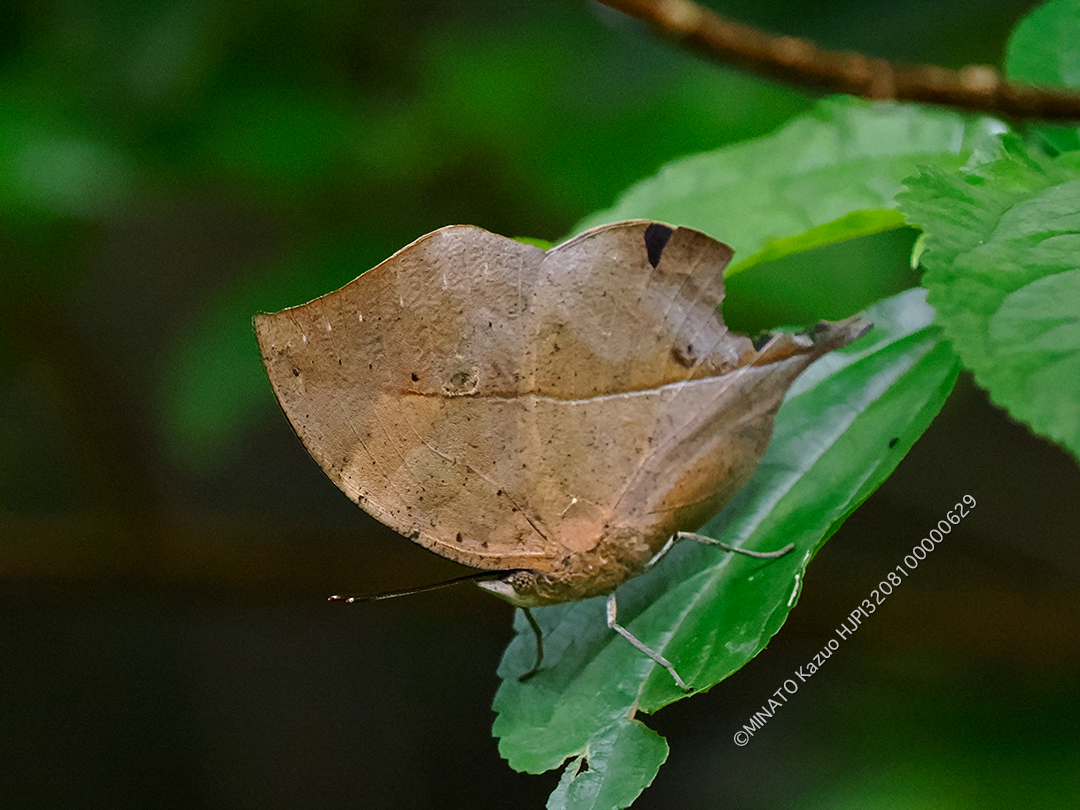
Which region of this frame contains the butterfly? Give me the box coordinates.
[255,221,869,689]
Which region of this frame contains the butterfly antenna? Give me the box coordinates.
[329,570,511,603]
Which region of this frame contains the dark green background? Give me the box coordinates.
[3,1,1079,807]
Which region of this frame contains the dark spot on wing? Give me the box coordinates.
[644,223,673,269]
[888,437,899,448]
[671,343,696,368]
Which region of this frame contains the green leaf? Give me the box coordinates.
[720,226,922,337]
[493,288,960,808]
[575,97,1001,273]
[1006,0,1080,88]
[546,721,667,810]
[733,208,907,271]
[899,135,1080,461]
[1005,0,1080,152]
[513,235,555,250]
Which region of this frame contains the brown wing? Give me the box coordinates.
[255,221,868,581]
[255,225,561,571]
[501,221,755,558]
[500,222,868,567]
[525,221,749,398]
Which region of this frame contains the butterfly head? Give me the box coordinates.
[476,569,546,607]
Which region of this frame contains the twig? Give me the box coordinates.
[596,0,1080,121]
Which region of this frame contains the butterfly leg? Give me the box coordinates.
[517,608,544,682]
[676,532,794,558]
[601,533,793,690]
[606,593,692,692]
[642,534,676,572]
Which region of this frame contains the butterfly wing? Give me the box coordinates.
[256,221,869,600]
[255,225,566,571]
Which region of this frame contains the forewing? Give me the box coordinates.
[255,225,563,571]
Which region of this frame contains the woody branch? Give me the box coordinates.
[596,0,1080,121]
